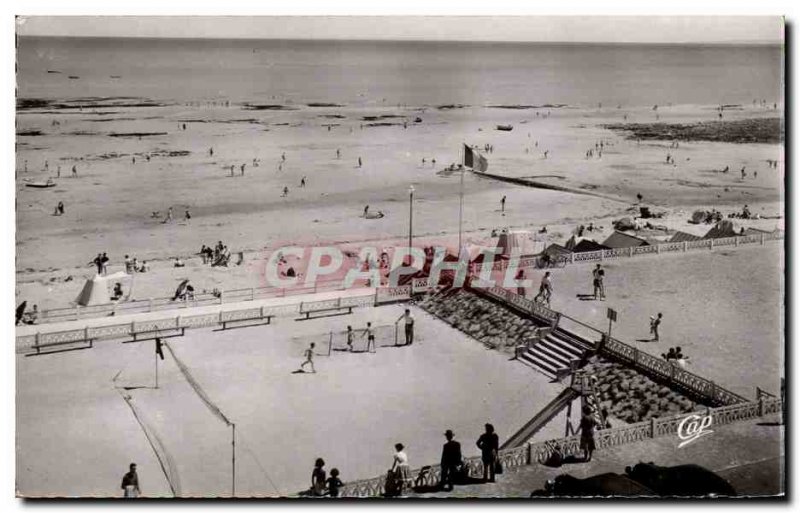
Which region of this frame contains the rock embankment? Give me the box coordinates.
[584,357,707,423]
[417,289,545,352]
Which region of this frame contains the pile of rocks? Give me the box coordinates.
[585,357,705,423]
[417,289,544,352]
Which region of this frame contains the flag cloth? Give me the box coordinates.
[463,144,489,172]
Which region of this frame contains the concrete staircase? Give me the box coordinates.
[518,329,589,379]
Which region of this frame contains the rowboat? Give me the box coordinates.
[496,125,513,131]
[25,179,56,188]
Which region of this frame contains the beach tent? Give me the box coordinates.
[74,271,130,306]
[602,231,650,249]
[703,220,743,239]
[496,230,537,257]
[565,235,608,253]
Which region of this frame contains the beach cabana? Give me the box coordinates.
[74,272,131,306]
[602,231,650,249]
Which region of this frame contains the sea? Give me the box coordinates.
[17,36,783,108]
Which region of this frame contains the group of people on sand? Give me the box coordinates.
[90,253,111,275]
[308,423,502,497]
[124,254,149,274]
[661,346,690,369]
[53,201,65,216]
[199,241,232,267]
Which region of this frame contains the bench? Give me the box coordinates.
[296,298,353,321]
[121,320,186,344]
[217,307,273,331]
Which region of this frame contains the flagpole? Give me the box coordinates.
[459,144,465,252]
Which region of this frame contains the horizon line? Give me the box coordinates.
[15,34,784,46]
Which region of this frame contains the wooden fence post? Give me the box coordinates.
[683,241,688,252]
[709,239,714,250]
[526,443,532,465]
[761,233,765,245]
[656,243,661,254]
[650,418,656,438]
[629,247,634,257]
[758,398,764,417]
[569,253,574,264]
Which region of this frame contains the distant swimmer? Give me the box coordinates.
[300,176,306,187]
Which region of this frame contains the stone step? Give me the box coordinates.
[544,333,585,358]
[541,336,582,362]
[533,342,573,368]
[525,346,565,375]
[518,350,558,378]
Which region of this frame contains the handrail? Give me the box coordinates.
[16,286,414,353]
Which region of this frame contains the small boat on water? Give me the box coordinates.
[68,76,80,80]
[496,124,514,131]
[24,179,56,188]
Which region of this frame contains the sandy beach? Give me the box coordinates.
[15,101,783,310]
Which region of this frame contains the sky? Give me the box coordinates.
[15,16,784,44]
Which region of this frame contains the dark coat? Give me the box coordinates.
[441,440,462,467]
[476,433,499,461]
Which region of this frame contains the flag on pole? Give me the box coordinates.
[463,144,488,172]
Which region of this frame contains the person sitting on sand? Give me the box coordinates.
[23,304,39,325]
[138,261,149,273]
[163,207,173,224]
[174,257,185,268]
[124,255,134,273]
[111,283,123,301]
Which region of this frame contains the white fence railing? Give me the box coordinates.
[17,286,418,354]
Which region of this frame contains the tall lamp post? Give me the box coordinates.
[408,185,415,266]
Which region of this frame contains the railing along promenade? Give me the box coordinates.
[16,280,434,355]
[32,230,782,325]
[335,396,783,497]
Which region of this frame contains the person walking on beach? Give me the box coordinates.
[346,325,354,352]
[741,166,746,179]
[282,186,289,197]
[535,272,553,305]
[184,209,191,221]
[336,148,341,159]
[230,165,235,177]
[650,312,663,341]
[500,195,506,213]
[363,205,370,217]
[300,343,316,373]
[91,253,103,274]
[363,322,376,353]
[593,264,605,300]
[121,463,141,498]
[164,207,173,223]
[440,429,462,492]
[396,309,415,346]
[476,423,499,483]
[71,165,77,177]
[100,252,110,275]
[209,147,214,157]
[240,163,245,176]
[579,405,598,462]
[300,176,306,187]
[56,165,61,178]
[358,157,362,168]
[281,152,286,163]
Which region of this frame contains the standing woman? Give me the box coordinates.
[476,423,499,483]
[311,458,327,496]
[391,443,411,494]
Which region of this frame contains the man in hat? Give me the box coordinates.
[440,429,462,492]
